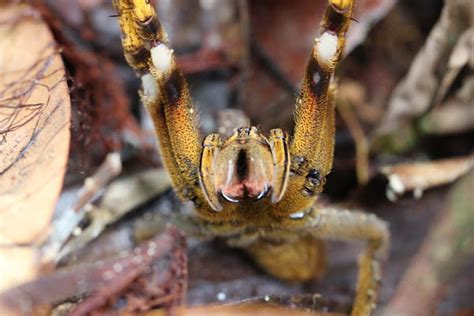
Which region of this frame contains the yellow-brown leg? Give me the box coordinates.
[113,0,219,217]
[246,235,327,282]
[281,206,389,316]
[276,0,356,215]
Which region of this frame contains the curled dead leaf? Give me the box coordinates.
[0,3,71,290]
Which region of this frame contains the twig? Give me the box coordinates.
[0,226,187,316]
[41,152,122,263]
[337,98,370,185]
[380,154,474,201]
[56,168,171,262]
[69,226,187,315]
[250,40,298,96]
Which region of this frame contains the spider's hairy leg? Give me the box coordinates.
[276,84,337,214]
[199,134,223,212]
[284,207,389,316]
[291,0,356,171]
[246,235,326,282]
[113,0,165,71]
[268,129,290,203]
[276,0,356,214]
[113,0,210,210]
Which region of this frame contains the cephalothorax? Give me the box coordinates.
[113,0,389,315]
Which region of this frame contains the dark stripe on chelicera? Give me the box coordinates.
[236,148,249,181]
[164,70,183,105]
[306,57,330,98]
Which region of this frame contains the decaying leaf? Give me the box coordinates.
[0,227,187,316]
[0,3,71,291]
[375,0,472,146]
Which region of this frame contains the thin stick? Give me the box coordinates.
[41,152,122,263]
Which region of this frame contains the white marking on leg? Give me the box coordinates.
[141,73,159,99]
[151,43,173,73]
[316,32,339,61]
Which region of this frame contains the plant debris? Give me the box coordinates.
[0,0,473,315]
[380,155,474,201]
[42,152,122,263]
[382,171,474,316]
[0,227,187,316]
[0,2,71,291]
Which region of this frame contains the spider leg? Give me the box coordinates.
[113,0,166,72]
[113,0,209,208]
[246,235,327,281]
[276,0,356,214]
[281,206,389,316]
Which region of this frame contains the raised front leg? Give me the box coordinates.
[113,0,211,212]
[280,206,389,316]
[291,0,355,175]
[276,0,356,215]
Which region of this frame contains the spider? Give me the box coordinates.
[113,0,389,315]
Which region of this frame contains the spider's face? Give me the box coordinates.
[199,127,290,212]
[213,130,273,203]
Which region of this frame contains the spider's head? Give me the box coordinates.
[199,127,290,212]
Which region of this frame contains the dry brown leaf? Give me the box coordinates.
[0,247,39,295]
[376,0,472,136]
[0,3,71,290]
